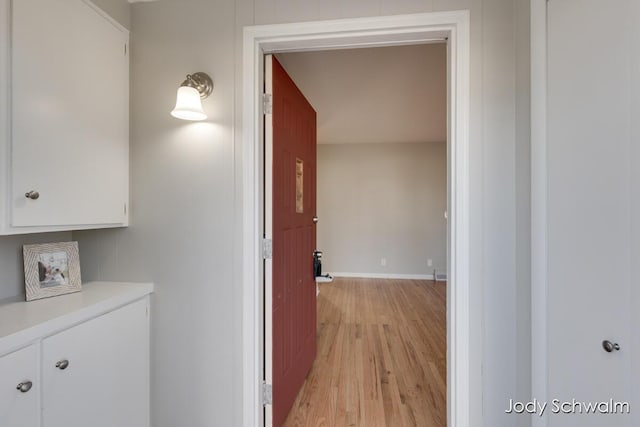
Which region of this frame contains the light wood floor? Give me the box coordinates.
[283,277,447,427]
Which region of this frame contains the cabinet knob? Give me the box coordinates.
[56,359,70,370]
[25,191,40,200]
[16,381,33,393]
[602,340,620,353]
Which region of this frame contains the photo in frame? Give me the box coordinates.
[23,241,82,301]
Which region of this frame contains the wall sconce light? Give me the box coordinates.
[170,72,213,121]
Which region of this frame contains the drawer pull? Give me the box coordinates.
[16,381,33,393]
[56,359,70,370]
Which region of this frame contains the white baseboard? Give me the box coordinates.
[329,272,435,280]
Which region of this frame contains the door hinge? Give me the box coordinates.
[124,203,127,215]
[262,93,272,114]
[262,238,273,259]
[262,381,272,406]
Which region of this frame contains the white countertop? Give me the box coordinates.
[0,281,154,356]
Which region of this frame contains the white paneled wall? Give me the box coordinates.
[515,1,532,425]
[74,1,532,427]
[481,0,518,425]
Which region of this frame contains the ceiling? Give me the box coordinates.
[276,43,447,145]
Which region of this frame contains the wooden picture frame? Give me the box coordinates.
[23,242,82,301]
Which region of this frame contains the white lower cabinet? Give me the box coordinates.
[0,345,39,427]
[0,284,151,427]
[42,299,149,427]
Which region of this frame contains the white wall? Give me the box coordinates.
[317,142,447,276]
[275,44,447,145]
[515,0,531,420]
[74,1,532,426]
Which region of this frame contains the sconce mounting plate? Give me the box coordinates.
[183,72,213,99]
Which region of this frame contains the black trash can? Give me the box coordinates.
[313,250,323,277]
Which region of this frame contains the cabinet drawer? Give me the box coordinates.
[0,345,39,427]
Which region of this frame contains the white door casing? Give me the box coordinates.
[242,11,470,427]
[530,2,548,426]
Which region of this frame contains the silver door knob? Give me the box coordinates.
[56,359,70,370]
[25,191,39,200]
[602,340,620,353]
[312,216,318,224]
[16,381,33,393]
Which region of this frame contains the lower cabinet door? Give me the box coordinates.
[42,298,149,427]
[0,345,39,427]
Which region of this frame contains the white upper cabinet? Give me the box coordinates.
[0,0,129,234]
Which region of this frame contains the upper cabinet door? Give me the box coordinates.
[11,0,129,227]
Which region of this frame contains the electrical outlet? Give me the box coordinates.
[427,259,433,267]
[381,258,386,267]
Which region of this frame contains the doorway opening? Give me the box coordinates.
[242,11,470,427]
[275,44,448,425]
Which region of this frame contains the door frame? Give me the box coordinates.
[241,11,471,427]
[531,2,548,427]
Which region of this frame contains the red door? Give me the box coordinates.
[265,55,317,426]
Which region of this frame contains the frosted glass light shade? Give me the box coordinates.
[171,86,207,121]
